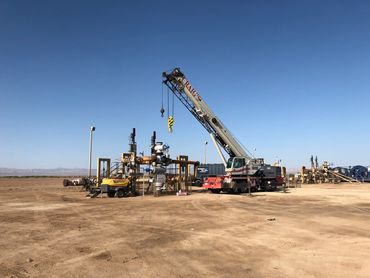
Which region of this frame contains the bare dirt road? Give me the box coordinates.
[0,178,370,278]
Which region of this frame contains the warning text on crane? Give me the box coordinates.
[184,79,202,102]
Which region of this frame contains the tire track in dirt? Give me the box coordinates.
[0,191,102,264]
[51,197,265,275]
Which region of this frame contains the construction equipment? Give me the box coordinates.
[63,127,199,197]
[95,157,138,198]
[298,156,364,184]
[86,129,141,198]
[91,129,199,197]
[101,178,130,197]
[63,177,94,187]
[86,156,137,198]
[162,68,285,193]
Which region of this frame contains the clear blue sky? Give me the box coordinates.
[1,0,369,170]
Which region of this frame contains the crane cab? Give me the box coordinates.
[226,157,264,176]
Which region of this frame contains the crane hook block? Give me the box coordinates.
[167,116,174,133]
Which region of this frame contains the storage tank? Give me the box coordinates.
[333,167,350,177]
[350,165,368,181]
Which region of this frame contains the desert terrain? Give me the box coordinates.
[0,178,370,277]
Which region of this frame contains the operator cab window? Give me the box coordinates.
[233,158,245,168]
[226,158,233,168]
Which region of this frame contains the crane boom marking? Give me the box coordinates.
[184,79,202,102]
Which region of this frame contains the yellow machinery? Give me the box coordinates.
[88,157,134,198]
[101,177,131,198]
[101,178,129,187]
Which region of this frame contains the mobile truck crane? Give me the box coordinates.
[162,68,285,193]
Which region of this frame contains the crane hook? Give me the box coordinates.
[168,116,174,133]
[160,81,165,117]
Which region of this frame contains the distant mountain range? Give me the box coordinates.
[0,168,93,177]
[0,167,300,177]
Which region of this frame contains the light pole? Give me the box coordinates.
[88,126,96,178]
[204,141,208,165]
[253,147,256,158]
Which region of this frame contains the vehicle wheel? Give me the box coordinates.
[210,189,221,194]
[107,190,116,198]
[116,189,125,198]
[232,183,245,194]
[194,179,202,187]
[130,190,139,197]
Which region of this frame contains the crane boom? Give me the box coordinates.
[162,68,251,161]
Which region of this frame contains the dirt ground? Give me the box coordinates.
[0,178,370,278]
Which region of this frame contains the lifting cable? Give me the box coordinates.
[172,90,175,118]
[167,86,170,119]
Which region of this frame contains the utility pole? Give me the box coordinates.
[88,126,96,178]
